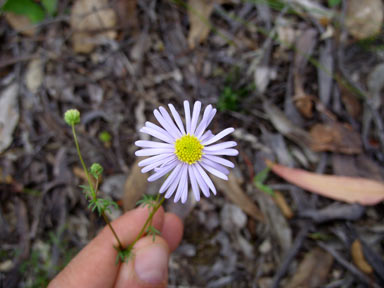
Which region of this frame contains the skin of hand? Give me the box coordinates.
[49,206,183,288]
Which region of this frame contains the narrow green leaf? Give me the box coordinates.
[254,167,271,185]
[257,183,275,196]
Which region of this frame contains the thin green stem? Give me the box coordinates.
[129,196,165,249]
[102,212,124,251]
[71,124,96,200]
[71,124,124,251]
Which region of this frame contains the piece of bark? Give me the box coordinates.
[123,158,148,211]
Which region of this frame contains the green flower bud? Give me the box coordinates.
[64,109,80,126]
[90,163,103,178]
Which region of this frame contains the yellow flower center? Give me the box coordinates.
[175,135,204,165]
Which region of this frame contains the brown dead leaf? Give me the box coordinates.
[346,0,383,40]
[115,0,138,33]
[340,84,361,119]
[309,123,362,154]
[351,239,373,274]
[71,0,117,54]
[187,0,233,49]
[273,191,294,219]
[187,0,216,49]
[4,13,36,36]
[286,247,333,288]
[213,172,264,222]
[293,91,314,118]
[267,160,384,205]
[123,158,148,211]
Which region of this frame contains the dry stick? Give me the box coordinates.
[336,0,384,154]
[317,242,381,288]
[271,224,310,288]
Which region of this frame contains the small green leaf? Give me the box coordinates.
[41,0,57,16]
[257,183,275,196]
[99,131,112,143]
[90,163,103,179]
[79,185,92,199]
[2,0,45,24]
[328,0,341,7]
[254,167,271,185]
[146,225,161,242]
[88,198,119,216]
[136,194,158,208]
[115,247,133,264]
[308,232,331,241]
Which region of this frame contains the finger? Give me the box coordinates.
[114,236,169,288]
[161,213,183,252]
[49,206,165,288]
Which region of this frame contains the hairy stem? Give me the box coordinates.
[71,124,96,200]
[102,212,124,251]
[129,196,165,249]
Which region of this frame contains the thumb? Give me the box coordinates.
[114,236,170,288]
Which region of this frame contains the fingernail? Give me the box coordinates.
[135,244,168,284]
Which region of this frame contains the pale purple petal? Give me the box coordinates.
[190,101,201,135]
[200,157,229,175]
[204,141,237,151]
[197,108,216,139]
[207,108,216,127]
[184,101,191,134]
[195,105,212,139]
[195,163,216,195]
[168,104,186,135]
[145,122,174,141]
[174,165,188,203]
[154,109,178,140]
[135,140,173,148]
[205,148,239,156]
[159,163,183,193]
[164,165,184,199]
[148,161,178,182]
[159,106,182,138]
[188,166,200,201]
[135,148,175,157]
[202,127,234,146]
[200,161,228,180]
[140,127,173,143]
[138,153,173,167]
[154,157,177,171]
[191,164,210,197]
[181,181,188,203]
[200,130,214,143]
[202,154,235,168]
[142,155,176,173]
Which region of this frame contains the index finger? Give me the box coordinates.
[49,206,165,288]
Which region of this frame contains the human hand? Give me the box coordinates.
[49,206,183,288]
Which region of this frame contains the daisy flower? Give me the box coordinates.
[135,101,238,203]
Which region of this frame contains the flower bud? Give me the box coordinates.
[90,163,103,178]
[64,109,80,126]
